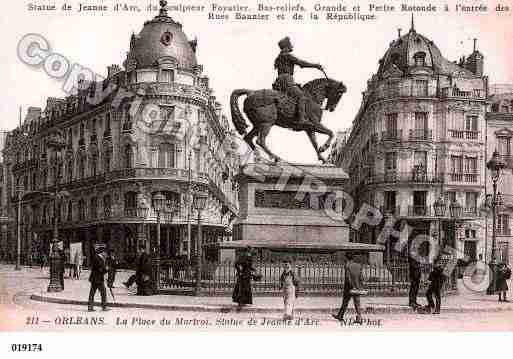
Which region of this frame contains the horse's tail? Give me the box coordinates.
[230,89,252,136]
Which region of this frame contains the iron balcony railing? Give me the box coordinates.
[462,207,479,218]
[380,206,401,217]
[366,171,443,185]
[381,129,403,142]
[408,205,432,217]
[409,129,432,141]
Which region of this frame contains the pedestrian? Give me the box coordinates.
[136,249,153,295]
[423,258,446,314]
[123,246,144,290]
[497,263,511,302]
[73,250,83,280]
[280,260,299,320]
[40,252,47,271]
[106,250,118,289]
[408,255,421,309]
[232,247,257,310]
[87,243,110,312]
[332,252,365,323]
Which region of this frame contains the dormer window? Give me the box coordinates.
[413,52,426,67]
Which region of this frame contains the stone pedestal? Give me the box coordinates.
[213,162,383,262]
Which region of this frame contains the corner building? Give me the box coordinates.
[334,23,488,262]
[1,6,240,266]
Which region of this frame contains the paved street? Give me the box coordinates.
[1,264,513,331]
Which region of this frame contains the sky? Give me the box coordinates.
[0,0,512,163]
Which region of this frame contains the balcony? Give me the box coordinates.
[380,130,402,142]
[379,206,401,217]
[497,228,512,236]
[449,173,479,183]
[408,205,432,217]
[448,129,479,140]
[441,88,484,99]
[462,207,479,218]
[124,208,139,218]
[366,171,442,185]
[409,129,432,141]
[499,155,513,168]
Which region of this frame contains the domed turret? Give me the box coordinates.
[125,0,197,70]
[377,17,473,78]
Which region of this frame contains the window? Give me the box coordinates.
[385,152,397,171]
[414,112,428,130]
[79,123,84,139]
[464,157,477,174]
[103,195,111,218]
[384,191,396,213]
[67,160,73,182]
[105,113,111,133]
[195,149,200,173]
[413,52,426,67]
[465,116,478,131]
[90,156,97,177]
[465,192,478,210]
[464,241,477,262]
[124,144,132,169]
[445,191,457,204]
[160,69,174,83]
[103,150,111,173]
[90,197,98,219]
[67,201,73,222]
[78,157,85,178]
[497,137,511,157]
[412,191,428,215]
[32,173,37,190]
[385,113,398,133]
[498,214,510,235]
[450,156,463,174]
[414,80,428,96]
[158,143,176,168]
[78,199,85,221]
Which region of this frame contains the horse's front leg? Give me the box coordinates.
[307,131,327,164]
[310,117,334,153]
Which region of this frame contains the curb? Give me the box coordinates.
[29,294,513,315]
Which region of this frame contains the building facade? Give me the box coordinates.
[486,88,513,265]
[1,5,240,266]
[0,130,9,260]
[331,23,488,262]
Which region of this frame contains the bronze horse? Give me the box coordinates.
[230,78,346,163]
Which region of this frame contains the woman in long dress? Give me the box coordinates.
[232,249,256,309]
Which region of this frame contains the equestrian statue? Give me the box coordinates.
[230,36,347,163]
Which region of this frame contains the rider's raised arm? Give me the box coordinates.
[287,53,321,69]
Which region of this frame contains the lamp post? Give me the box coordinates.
[486,150,505,294]
[449,200,462,246]
[152,192,166,293]
[433,196,447,248]
[47,131,66,293]
[193,191,208,295]
[15,187,23,271]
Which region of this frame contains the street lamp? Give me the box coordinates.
[193,191,208,295]
[486,150,506,294]
[433,196,446,247]
[47,131,67,293]
[152,191,166,293]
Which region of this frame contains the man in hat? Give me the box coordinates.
[87,243,110,311]
[273,36,324,126]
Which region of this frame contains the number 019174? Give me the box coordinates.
[11,344,43,352]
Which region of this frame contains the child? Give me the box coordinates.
[280,260,299,320]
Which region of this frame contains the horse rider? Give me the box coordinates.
[273,36,324,126]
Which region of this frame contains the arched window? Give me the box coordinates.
[124,144,133,168]
[78,156,85,178]
[31,172,37,190]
